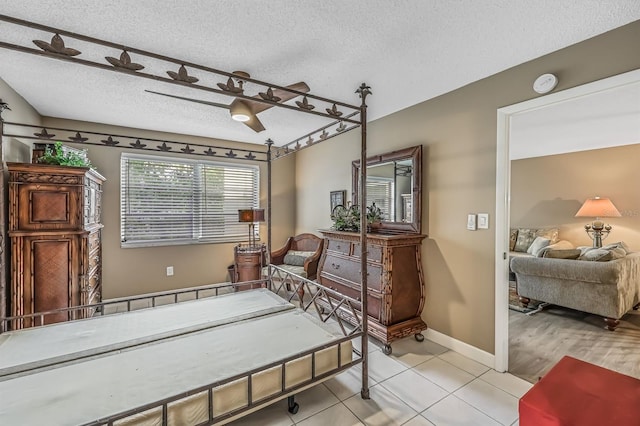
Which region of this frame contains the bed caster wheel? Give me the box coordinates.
[414,333,424,342]
[382,344,392,355]
[287,396,299,414]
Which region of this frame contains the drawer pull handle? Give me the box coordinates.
[331,263,340,270]
[336,245,341,250]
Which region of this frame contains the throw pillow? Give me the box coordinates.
[527,236,551,256]
[536,240,575,257]
[283,250,316,266]
[542,249,581,260]
[513,228,536,252]
[578,247,626,262]
[535,228,559,244]
[602,241,631,254]
[509,229,518,251]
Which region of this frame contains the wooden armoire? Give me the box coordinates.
[8,162,105,328]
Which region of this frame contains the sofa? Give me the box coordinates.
[510,242,640,330]
[508,227,574,281]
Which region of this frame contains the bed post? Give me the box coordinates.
[266,139,273,267]
[0,101,8,322]
[357,83,372,399]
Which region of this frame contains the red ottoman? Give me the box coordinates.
[519,356,640,426]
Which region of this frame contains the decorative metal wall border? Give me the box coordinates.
[2,121,269,162]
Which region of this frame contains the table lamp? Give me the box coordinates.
[238,208,265,249]
[575,197,621,248]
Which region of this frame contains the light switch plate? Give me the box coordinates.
[478,213,489,229]
[467,214,477,230]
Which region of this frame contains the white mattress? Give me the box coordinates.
[0,308,352,426]
[0,289,294,377]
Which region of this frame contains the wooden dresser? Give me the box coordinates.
[317,230,427,354]
[8,163,105,328]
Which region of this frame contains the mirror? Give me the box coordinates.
[352,145,422,234]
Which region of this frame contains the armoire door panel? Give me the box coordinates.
[31,239,72,324]
[18,184,81,230]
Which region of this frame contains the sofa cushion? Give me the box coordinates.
[277,264,307,277]
[527,237,551,256]
[543,249,581,260]
[264,264,308,278]
[509,229,519,251]
[537,240,575,257]
[283,250,316,266]
[514,228,537,252]
[513,227,560,252]
[579,247,627,262]
[536,228,559,244]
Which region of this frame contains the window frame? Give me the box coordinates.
[120,153,260,248]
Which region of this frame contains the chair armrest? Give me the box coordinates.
[303,240,324,280]
[270,237,293,265]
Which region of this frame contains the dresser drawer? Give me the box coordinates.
[353,243,383,263]
[326,239,351,255]
[323,254,382,291]
[321,276,382,320]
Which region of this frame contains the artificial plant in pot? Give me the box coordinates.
[331,203,360,232]
[331,202,384,232]
[37,141,93,168]
[366,202,384,231]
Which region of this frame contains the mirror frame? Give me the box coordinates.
[352,145,422,234]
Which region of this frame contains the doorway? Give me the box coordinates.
[494,68,640,373]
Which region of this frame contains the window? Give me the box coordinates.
[120,153,259,247]
[366,177,394,221]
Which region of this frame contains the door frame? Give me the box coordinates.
[494,68,640,372]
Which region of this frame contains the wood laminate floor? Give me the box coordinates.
[509,304,640,383]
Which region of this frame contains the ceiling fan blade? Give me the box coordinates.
[243,115,266,133]
[145,90,230,110]
[252,82,310,114]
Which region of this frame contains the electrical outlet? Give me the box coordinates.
[166,266,174,276]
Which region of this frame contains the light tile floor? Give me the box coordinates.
[230,335,532,425]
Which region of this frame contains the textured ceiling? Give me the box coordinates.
[0,1,639,146]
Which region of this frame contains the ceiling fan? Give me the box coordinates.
[146,71,310,132]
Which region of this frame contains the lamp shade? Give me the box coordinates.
[575,197,621,218]
[238,209,265,223]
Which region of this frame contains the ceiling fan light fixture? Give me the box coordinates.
[230,100,252,122]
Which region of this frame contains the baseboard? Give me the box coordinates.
[424,328,495,368]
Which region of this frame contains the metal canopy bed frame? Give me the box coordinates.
[0,14,373,425]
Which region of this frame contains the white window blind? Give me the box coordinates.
[366,177,394,221]
[120,154,259,247]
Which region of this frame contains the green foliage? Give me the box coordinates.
[38,141,93,168]
[366,202,384,224]
[331,203,360,232]
[332,202,383,232]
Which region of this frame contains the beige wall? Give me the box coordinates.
[0,77,41,161]
[296,21,640,353]
[512,144,640,250]
[41,118,296,299]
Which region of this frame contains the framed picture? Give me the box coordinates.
[330,190,346,214]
